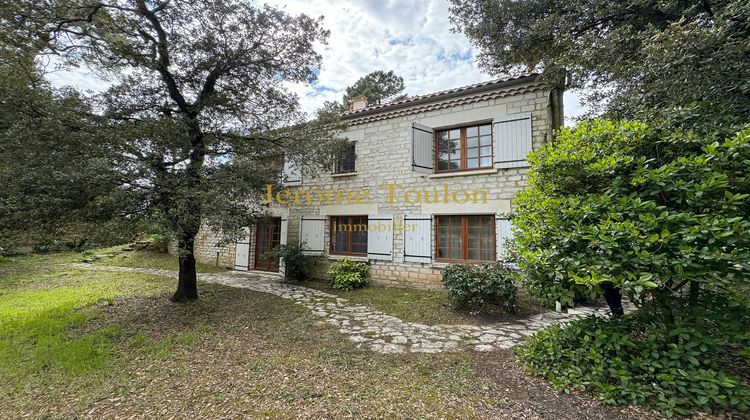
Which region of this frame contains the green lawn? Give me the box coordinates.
[0,249,651,418]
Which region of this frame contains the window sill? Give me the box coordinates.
[433,259,495,265]
[328,254,368,262]
[427,168,498,179]
[331,172,357,178]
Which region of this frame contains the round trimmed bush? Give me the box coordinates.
[441,262,517,311]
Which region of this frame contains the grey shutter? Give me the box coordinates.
[299,216,325,255]
[404,214,432,263]
[493,112,532,169]
[367,214,393,261]
[411,122,434,173]
[496,217,515,260]
[282,157,302,186]
[279,218,288,276]
[233,226,250,270]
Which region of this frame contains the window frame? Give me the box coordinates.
[435,214,496,263]
[329,215,368,256]
[434,123,494,173]
[334,142,356,174]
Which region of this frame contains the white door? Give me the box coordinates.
[234,227,250,271]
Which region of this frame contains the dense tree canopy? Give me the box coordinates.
[450,0,750,134]
[5,0,344,300]
[0,52,138,253]
[341,70,406,107]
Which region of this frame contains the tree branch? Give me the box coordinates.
[134,0,190,115]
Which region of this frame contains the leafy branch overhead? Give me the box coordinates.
[450,0,750,133]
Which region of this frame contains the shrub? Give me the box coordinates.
[327,257,369,291]
[265,242,322,282]
[514,121,750,312]
[516,294,750,417]
[441,262,517,310]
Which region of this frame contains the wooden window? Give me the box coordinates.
[334,142,356,174]
[436,215,495,262]
[436,124,493,172]
[330,215,368,255]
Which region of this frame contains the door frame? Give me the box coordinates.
[254,217,281,272]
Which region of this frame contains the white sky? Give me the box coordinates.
[45,0,588,125]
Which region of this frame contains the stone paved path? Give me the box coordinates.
[74,264,633,354]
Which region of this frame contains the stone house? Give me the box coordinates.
[191,74,563,290]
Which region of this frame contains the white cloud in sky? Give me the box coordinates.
[45,0,587,125]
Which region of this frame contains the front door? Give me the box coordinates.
[254,218,281,272]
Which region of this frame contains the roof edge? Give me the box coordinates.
[341,74,540,120]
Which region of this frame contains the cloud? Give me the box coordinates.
[265,0,490,114]
[44,0,584,124]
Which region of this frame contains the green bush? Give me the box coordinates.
[265,242,322,282]
[327,257,369,291]
[441,263,517,310]
[516,294,750,417]
[514,120,750,310]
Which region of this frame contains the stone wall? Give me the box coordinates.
[169,225,236,269]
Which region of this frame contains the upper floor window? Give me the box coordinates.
[334,142,356,174]
[330,215,368,255]
[435,124,493,172]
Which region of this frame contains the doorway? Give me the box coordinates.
[254,217,281,272]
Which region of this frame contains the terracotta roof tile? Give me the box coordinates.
[341,73,537,118]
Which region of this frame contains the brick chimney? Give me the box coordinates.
[348,95,368,112]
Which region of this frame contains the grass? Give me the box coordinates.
[89,245,227,272]
[303,279,548,325]
[0,251,213,414]
[0,249,651,418]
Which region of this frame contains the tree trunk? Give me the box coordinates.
[602,282,624,317]
[171,233,199,302]
[167,116,206,302]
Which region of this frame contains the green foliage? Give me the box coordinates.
[450,0,750,134]
[514,120,750,311]
[342,70,407,106]
[265,242,322,282]
[516,294,750,416]
[0,55,140,254]
[441,263,517,311]
[327,258,370,291]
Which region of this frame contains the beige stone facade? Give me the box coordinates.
[190,75,562,289]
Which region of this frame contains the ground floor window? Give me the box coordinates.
[436,215,495,262]
[330,215,368,255]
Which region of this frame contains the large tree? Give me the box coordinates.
[0,53,137,253]
[14,0,343,300]
[341,70,407,106]
[450,0,750,134]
